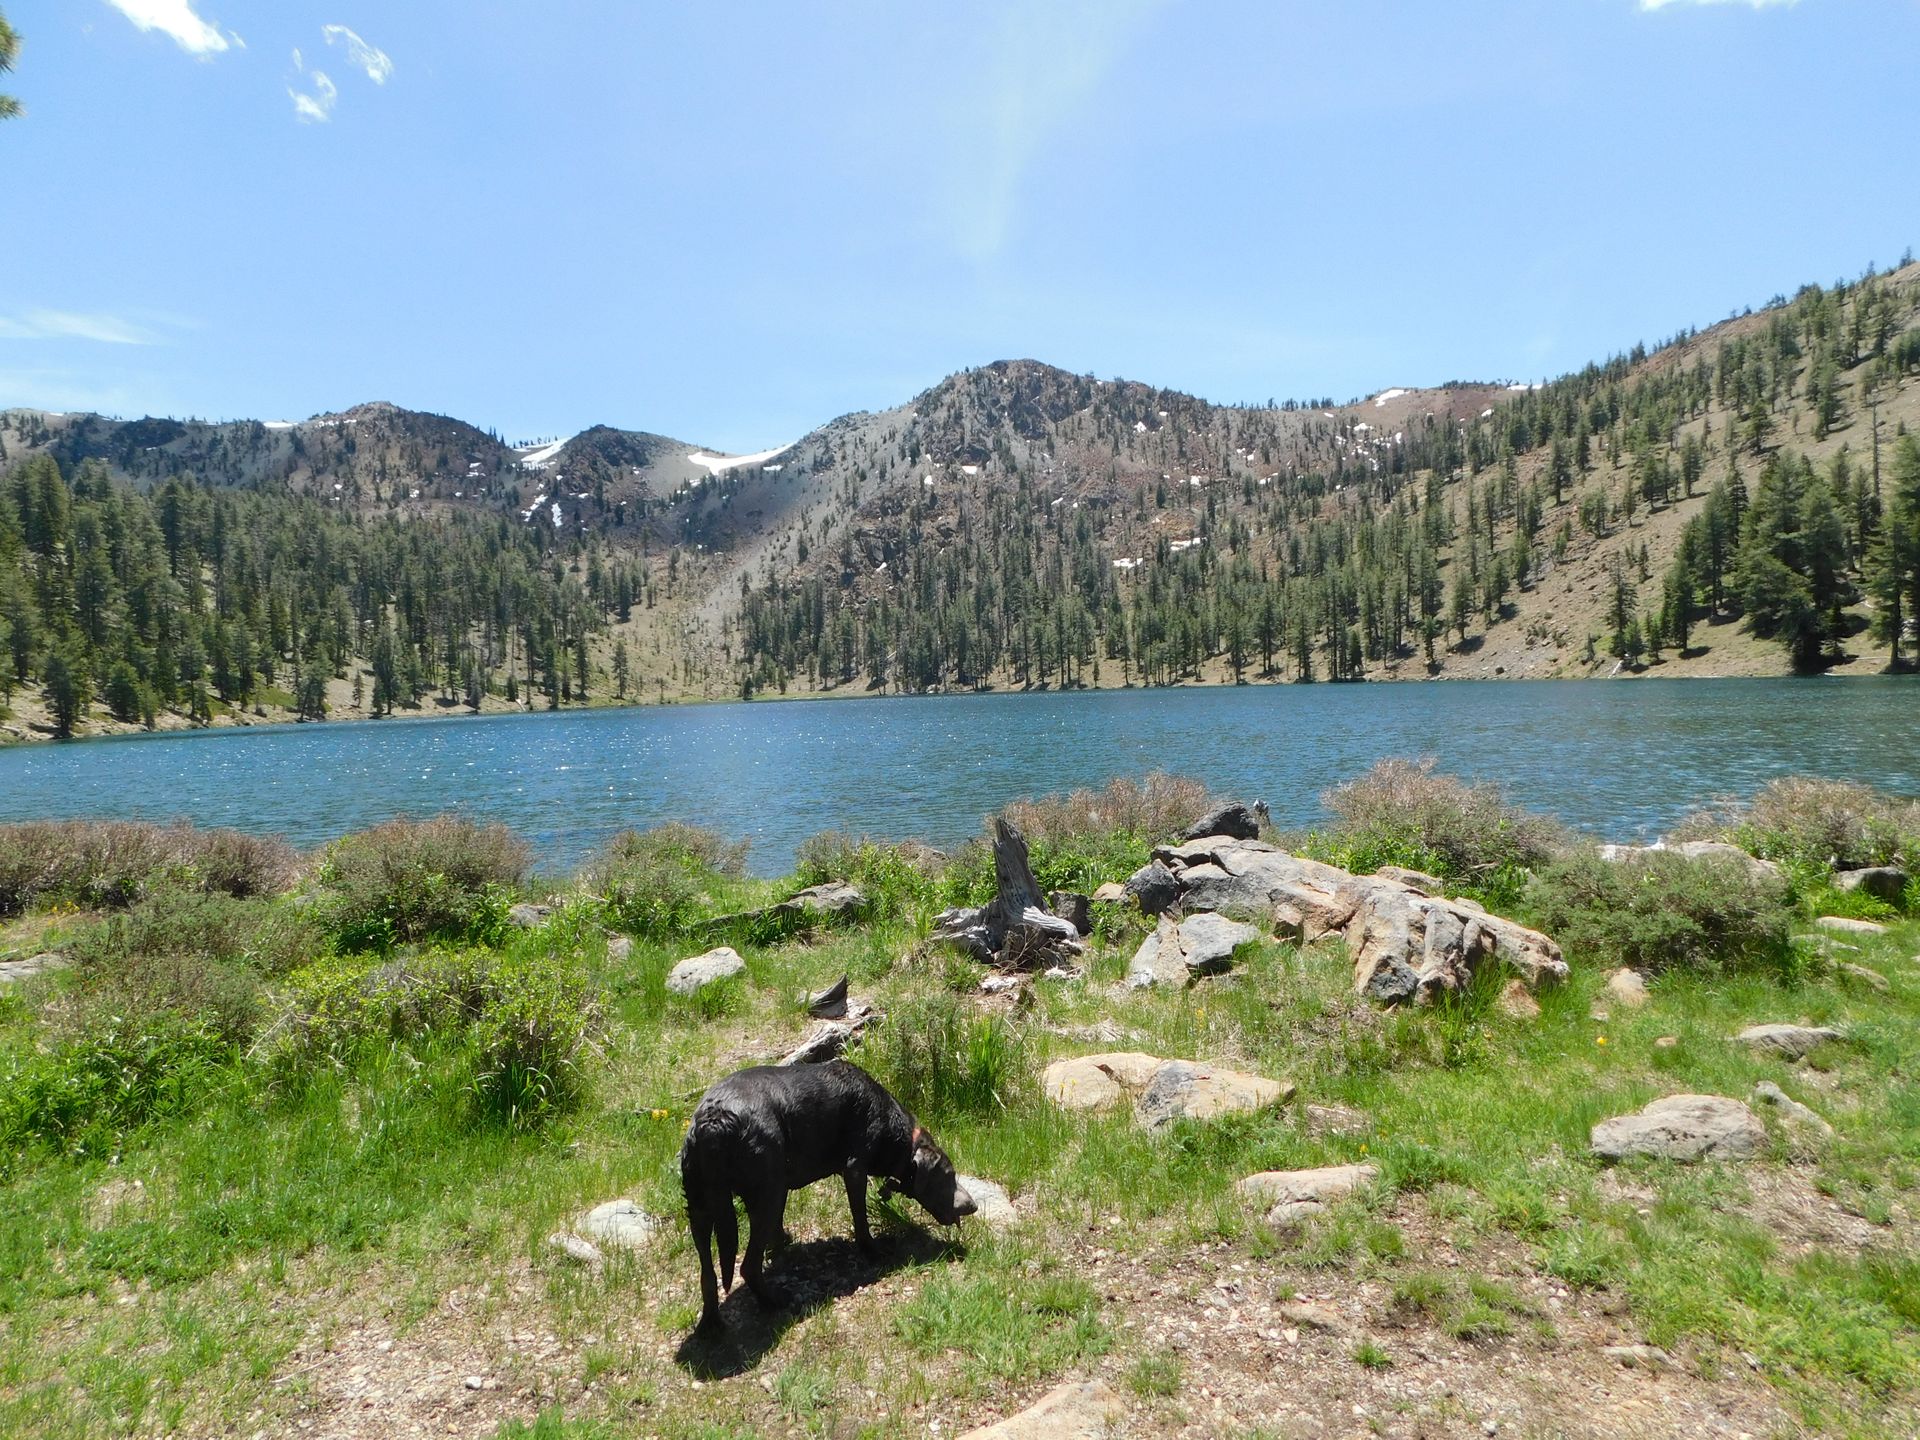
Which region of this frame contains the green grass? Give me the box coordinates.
[1,828,1917,1438]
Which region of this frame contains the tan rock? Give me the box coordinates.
[1606,969,1650,1009]
[1497,978,1541,1019]
[1816,915,1887,935]
[1041,1052,1163,1111]
[1237,1162,1378,1224]
[957,1380,1125,1440]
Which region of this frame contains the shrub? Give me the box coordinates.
[0,820,300,916]
[77,890,326,982]
[856,988,1030,1119]
[0,1009,235,1165]
[592,823,747,882]
[588,824,757,940]
[1673,776,1920,871]
[316,817,527,950]
[1001,773,1213,848]
[1315,758,1566,879]
[793,831,943,920]
[262,947,598,1125]
[468,955,596,1128]
[1526,849,1794,976]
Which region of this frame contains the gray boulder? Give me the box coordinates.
[666,945,746,996]
[775,880,866,920]
[605,935,633,964]
[1122,860,1182,916]
[1606,968,1650,1009]
[1751,1080,1833,1137]
[1736,1023,1840,1061]
[1835,866,1909,902]
[1815,915,1887,935]
[1591,1094,1766,1162]
[574,1199,661,1251]
[1126,911,1258,988]
[1135,1059,1292,1130]
[1181,802,1262,843]
[954,1173,1018,1229]
[507,903,552,929]
[1048,890,1092,937]
[0,953,69,985]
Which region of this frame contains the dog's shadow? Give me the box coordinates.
[673,1225,963,1378]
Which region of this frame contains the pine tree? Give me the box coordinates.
[0,9,20,121]
[1867,434,1920,669]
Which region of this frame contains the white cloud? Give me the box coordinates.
[1638,0,1798,10]
[0,310,155,345]
[322,25,392,85]
[288,66,338,123]
[103,0,236,56]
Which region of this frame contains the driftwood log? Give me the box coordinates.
[933,818,1083,969]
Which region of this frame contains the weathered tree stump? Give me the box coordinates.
[933,818,1083,969]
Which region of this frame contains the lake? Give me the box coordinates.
[1,679,1916,875]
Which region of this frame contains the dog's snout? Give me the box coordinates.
[951,1183,978,1219]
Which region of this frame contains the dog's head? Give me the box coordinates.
[884,1125,977,1225]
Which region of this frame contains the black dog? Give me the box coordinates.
[679,1060,976,1333]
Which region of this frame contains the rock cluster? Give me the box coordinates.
[1130,834,1565,1005]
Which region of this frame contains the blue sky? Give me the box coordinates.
[2,0,1916,451]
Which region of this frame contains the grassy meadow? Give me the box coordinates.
[0,770,1917,1439]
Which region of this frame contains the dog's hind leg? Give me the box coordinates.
[740,1186,788,1309]
[687,1203,724,1334]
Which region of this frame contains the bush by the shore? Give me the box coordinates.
[314,816,528,950]
[0,819,298,916]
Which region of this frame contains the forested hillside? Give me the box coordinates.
[729,261,1920,697]
[4,256,1919,742]
[0,456,652,738]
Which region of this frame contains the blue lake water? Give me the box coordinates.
[0,679,1916,875]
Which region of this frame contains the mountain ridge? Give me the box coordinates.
[3,255,1919,743]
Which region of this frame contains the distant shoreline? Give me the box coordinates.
[4,663,1914,752]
